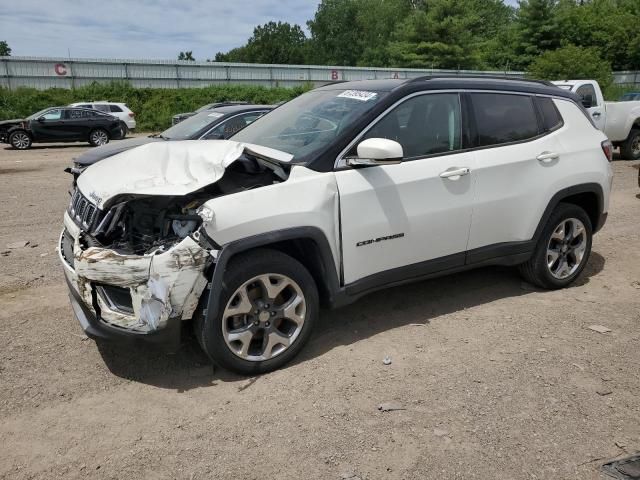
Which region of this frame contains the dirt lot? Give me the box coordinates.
[0,141,639,480]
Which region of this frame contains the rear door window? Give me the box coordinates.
[536,97,563,132]
[470,93,540,147]
[109,105,123,112]
[94,104,110,112]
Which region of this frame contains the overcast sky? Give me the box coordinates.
[1,0,519,61]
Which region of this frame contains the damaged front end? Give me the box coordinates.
[59,140,291,344]
[60,192,214,337]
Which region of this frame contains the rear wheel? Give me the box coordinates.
[118,122,128,139]
[89,128,109,147]
[519,203,592,289]
[194,249,319,375]
[620,129,640,160]
[9,131,32,150]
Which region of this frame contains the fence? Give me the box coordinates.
[0,56,528,90]
[1,56,638,90]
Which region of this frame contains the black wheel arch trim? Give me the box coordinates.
[533,182,605,237]
[204,226,341,326]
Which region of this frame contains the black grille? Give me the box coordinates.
[68,189,100,230]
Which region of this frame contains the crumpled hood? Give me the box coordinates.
[74,136,162,167]
[77,140,292,209]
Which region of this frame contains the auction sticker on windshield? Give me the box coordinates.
[337,90,378,102]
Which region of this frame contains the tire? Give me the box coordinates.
[194,248,319,375]
[620,128,640,160]
[9,130,32,150]
[118,122,128,139]
[88,128,109,147]
[519,203,592,289]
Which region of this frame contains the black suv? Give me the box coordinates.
[0,107,123,150]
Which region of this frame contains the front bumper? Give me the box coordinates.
[59,210,212,345]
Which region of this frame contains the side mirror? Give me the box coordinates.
[37,117,45,122]
[346,138,403,167]
[581,94,594,109]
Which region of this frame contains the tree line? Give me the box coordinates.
[209,0,640,88]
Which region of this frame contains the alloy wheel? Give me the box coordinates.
[91,130,108,145]
[11,132,30,149]
[222,273,306,361]
[546,218,588,279]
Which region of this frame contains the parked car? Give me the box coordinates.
[620,92,640,102]
[70,104,273,176]
[59,77,612,374]
[553,80,640,159]
[0,107,123,150]
[69,101,136,136]
[172,101,249,125]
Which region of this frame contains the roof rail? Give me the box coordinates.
[407,75,555,87]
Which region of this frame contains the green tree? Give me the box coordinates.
[0,41,11,56]
[178,51,195,61]
[387,0,484,70]
[307,0,362,65]
[514,0,560,68]
[215,22,307,64]
[554,0,640,71]
[527,44,613,88]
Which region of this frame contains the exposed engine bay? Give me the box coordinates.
[74,153,289,254]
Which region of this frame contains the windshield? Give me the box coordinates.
[231,89,387,161]
[161,111,225,140]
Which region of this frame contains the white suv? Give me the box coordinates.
[59,77,613,374]
[69,101,136,135]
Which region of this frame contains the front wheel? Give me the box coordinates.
[195,249,319,375]
[89,128,109,147]
[519,203,593,289]
[9,131,32,150]
[620,129,640,160]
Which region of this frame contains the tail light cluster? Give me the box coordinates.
[128,112,135,117]
[601,140,613,162]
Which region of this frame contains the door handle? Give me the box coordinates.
[439,167,470,180]
[536,152,559,163]
[592,111,601,118]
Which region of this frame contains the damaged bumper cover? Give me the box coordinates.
[59,211,213,345]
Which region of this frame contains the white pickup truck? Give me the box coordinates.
[553,80,640,160]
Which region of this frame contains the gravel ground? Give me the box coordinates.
[0,140,639,480]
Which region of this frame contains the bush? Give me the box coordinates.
[0,82,311,131]
[527,45,614,90]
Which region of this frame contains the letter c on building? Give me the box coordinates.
[54,63,67,76]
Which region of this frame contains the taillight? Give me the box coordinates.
[601,140,613,162]
[128,112,135,117]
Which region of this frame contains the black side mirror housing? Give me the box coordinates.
[581,94,593,109]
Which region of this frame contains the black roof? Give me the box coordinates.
[316,76,576,99]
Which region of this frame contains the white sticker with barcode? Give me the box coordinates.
[337,90,378,102]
